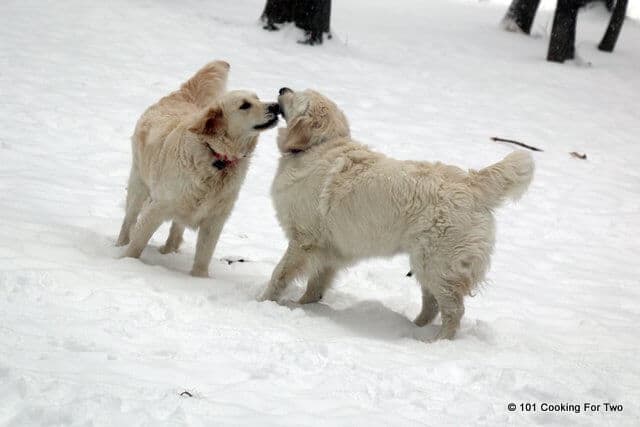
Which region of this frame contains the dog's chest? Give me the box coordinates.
[173,168,244,227]
[271,163,325,230]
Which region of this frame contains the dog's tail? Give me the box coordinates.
[180,60,230,108]
[468,151,534,209]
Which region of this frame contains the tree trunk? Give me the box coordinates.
[293,0,331,44]
[599,0,628,52]
[605,0,615,12]
[547,0,579,62]
[261,0,331,44]
[261,0,294,30]
[501,0,542,34]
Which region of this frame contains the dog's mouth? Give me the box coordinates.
[253,115,279,130]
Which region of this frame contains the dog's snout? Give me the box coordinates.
[268,103,280,115]
[279,87,292,96]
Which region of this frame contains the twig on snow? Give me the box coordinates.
[491,136,543,152]
[569,152,587,160]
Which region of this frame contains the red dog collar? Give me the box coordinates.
[206,144,244,170]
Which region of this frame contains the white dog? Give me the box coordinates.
[116,61,279,277]
[260,88,534,340]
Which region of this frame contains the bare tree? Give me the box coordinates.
[547,0,628,62]
[261,0,292,31]
[501,0,542,34]
[501,0,629,63]
[599,0,628,52]
[261,0,332,45]
[547,0,582,62]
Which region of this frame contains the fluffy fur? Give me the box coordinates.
[260,88,534,340]
[116,60,279,277]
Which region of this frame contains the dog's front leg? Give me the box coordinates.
[190,217,225,277]
[298,267,336,304]
[124,201,166,258]
[259,242,309,302]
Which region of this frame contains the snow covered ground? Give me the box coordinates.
[1,0,639,425]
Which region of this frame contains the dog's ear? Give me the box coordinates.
[189,105,225,135]
[280,115,313,152]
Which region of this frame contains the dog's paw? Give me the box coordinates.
[115,238,129,247]
[123,247,143,259]
[297,293,322,305]
[434,327,457,341]
[258,289,279,302]
[414,310,438,327]
[257,293,271,303]
[190,268,209,278]
[158,245,177,255]
[413,316,431,327]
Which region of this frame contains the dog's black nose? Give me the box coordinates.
[268,103,280,114]
[279,87,292,96]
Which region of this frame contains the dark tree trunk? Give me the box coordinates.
[261,0,331,44]
[261,0,293,30]
[293,0,331,44]
[599,0,628,52]
[547,0,580,62]
[502,0,626,63]
[502,0,542,34]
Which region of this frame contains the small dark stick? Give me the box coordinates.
[180,391,193,397]
[491,137,543,152]
[569,152,587,160]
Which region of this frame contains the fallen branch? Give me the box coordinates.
[491,136,543,152]
[569,151,587,160]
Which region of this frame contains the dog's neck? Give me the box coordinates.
[205,144,245,170]
[203,134,257,170]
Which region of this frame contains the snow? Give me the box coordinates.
[1,0,640,425]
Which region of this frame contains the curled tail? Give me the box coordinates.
[180,60,230,107]
[469,151,534,209]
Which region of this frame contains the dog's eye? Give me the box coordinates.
[239,101,251,110]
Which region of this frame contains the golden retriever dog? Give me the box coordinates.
[260,87,534,340]
[116,60,279,277]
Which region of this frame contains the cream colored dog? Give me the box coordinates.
[116,60,279,277]
[260,88,534,340]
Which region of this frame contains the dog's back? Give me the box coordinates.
[141,60,229,133]
[131,61,230,166]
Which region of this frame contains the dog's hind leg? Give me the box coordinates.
[410,251,464,340]
[409,257,440,326]
[159,221,185,254]
[298,267,336,304]
[124,201,166,259]
[116,166,149,246]
[414,285,439,327]
[260,242,314,302]
[432,285,464,340]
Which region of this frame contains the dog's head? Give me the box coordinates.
[189,90,279,155]
[276,88,350,153]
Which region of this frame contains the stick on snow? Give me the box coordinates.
[491,136,543,152]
